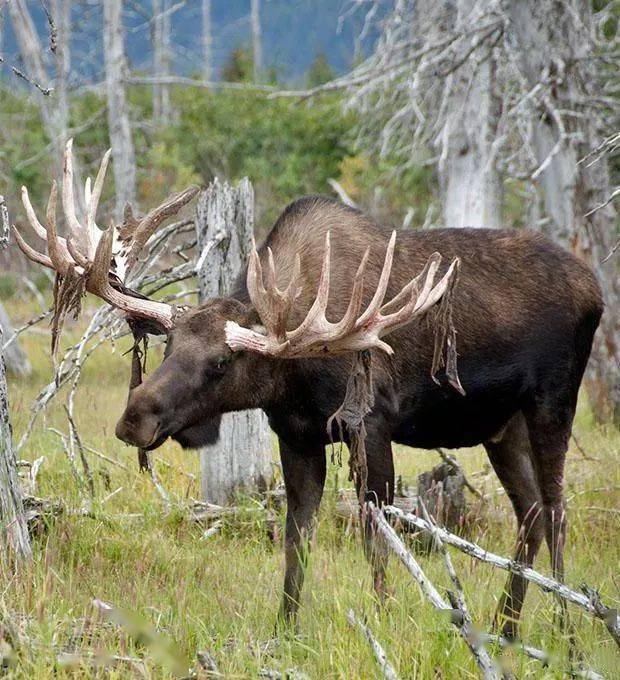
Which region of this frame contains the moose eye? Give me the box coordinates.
[205,355,232,378]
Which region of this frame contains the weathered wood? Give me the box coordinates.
[0,302,31,378]
[195,179,272,505]
[346,609,400,680]
[385,505,620,648]
[368,503,501,678]
[0,333,32,560]
[417,461,467,531]
[103,0,137,219]
[435,0,503,229]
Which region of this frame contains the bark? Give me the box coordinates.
[195,178,272,505]
[435,0,503,229]
[103,0,137,219]
[202,0,212,82]
[250,0,262,82]
[0,249,31,561]
[0,303,31,378]
[152,0,171,125]
[507,0,620,423]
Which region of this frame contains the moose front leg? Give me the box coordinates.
[277,438,326,629]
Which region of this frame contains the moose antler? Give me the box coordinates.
[225,231,460,357]
[13,140,198,332]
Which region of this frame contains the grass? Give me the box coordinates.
[2,292,619,678]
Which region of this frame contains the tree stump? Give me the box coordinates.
[194,178,273,505]
[417,461,467,531]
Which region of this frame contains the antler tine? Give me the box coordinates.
[62,138,92,259]
[87,148,111,241]
[356,230,396,326]
[12,226,53,269]
[331,246,369,336]
[44,181,79,277]
[226,232,461,360]
[21,186,47,240]
[124,185,199,275]
[247,246,272,327]
[379,254,443,331]
[288,231,332,342]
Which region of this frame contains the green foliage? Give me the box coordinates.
[221,46,254,82]
[165,88,356,231]
[306,52,335,88]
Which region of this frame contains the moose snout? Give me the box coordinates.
[115,397,164,449]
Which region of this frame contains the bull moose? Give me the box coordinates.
[15,142,603,638]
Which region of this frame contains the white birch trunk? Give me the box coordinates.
[202,0,212,82]
[435,0,503,229]
[152,0,171,124]
[103,0,137,219]
[250,0,262,82]
[0,303,31,378]
[195,179,272,504]
[508,0,620,422]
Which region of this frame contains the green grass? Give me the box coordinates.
[2,294,619,678]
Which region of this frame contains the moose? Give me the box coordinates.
[15,142,603,638]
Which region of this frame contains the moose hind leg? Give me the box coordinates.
[484,412,545,639]
[277,438,326,629]
[524,399,572,630]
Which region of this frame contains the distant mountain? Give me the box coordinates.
[2,1,384,85]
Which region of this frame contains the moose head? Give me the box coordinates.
[15,143,459,453]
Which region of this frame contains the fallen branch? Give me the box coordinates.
[384,506,620,649]
[368,503,501,679]
[346,609,400,680]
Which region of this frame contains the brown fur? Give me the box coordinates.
[116,196,603,634]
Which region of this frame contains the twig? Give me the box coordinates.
[327,178,359,208]
[64,406,95,499]
[384,505,620,648]
[346,609,400,680]
[11,66,53,95]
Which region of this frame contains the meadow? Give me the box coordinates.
[2,292,619,679]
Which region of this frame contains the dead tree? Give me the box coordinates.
[336,0,619,422]
[152,0,171,125]
[194,179,273,504]
[202,0,212,82]
[7,0,71,180]
[0,215,31,562]
[103,0,137,219]
[435,0,503,228]
[250,0,262,82]
[0,303,31,378]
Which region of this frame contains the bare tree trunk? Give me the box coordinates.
[202,0,212,82]
[507,0,620,422]
[0,231,31,562]
[195,179,272,505]
[8,1,63,156]
[0,303,31,378]
[0,2,5,76]
[152,0,171,124]
[250,0,262,82]
[435,0,503,229]
[103,0,137,219]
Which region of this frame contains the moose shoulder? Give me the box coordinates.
[16,150,602,641]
